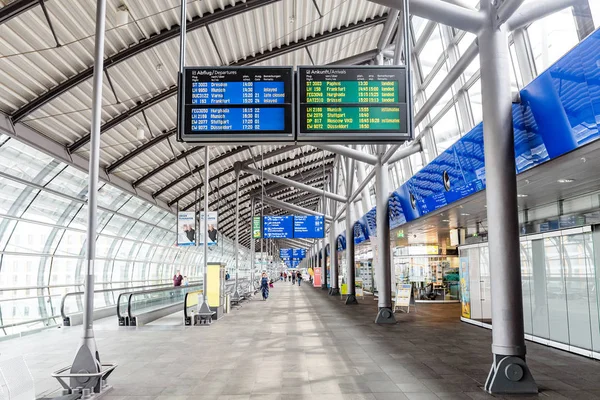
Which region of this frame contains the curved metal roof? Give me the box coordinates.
[0,0,390,246]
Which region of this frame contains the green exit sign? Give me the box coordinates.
[397,230,405,238]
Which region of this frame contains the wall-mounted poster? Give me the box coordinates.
[177,211,196,246]
[199,211,219,246]
[459,257,471,318]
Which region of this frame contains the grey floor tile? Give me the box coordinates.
[2,283,597,400]
[404,393,441,400]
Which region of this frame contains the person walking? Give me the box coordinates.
[297,271,302,286]
[292,272,296,285]
[260,273,269,300]
[173,271,183,287]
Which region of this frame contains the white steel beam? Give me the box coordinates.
[386,141,423,165]
[368,0,484,33]
[496,0,526,28]
[243,166,347,203]
[377,9,400,51]
[259,195,332,221]
[312,144,379,165]
[507,0,585,31]
[414,39,479,124]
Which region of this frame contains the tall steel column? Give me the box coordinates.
[345,201,357,304]
[198,146,211,314]
[250,197,255,289]
[232,162,241,301]
[479,0,536,394]
[69,0,109,392]
[374,146,395,324]
[328,219,339,295]
[321,207,328,290]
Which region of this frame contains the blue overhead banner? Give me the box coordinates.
[337,233,346,252]
[280,248,292,260]
[354,217,369,245]
[292,248,306,259]
[293,215,325,238]
[379,29,600,233]
[263,216,293,239]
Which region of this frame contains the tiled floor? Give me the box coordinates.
[3,281,600,399]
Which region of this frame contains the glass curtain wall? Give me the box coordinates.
[459,226,600,358]
[384,4,587,186]
[0,135,245,337]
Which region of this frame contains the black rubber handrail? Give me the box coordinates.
[61,282,175,322]
[125,283,203,323]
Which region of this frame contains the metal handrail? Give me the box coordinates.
[120,283,203,324]
[1,278,201,292]
[59,281,190,322]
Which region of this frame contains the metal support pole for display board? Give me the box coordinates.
[329,168,339,295]
[321,152,328,290]
[375,145,395,324]
[478,0,536,394]
[197,146,212,318]
[232,163,241,303]
[64,0,116,395]
[250,197,255,290]
[402,0,414,140]
[176,0,187,140]
[345,201,357,305]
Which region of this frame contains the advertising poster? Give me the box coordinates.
[459,257,471,318]
[313,267,322,287]
[177,211,196,246]
[356,278,364,298]
[199,211,218,246]
[395,284,412,308]
[252,216,261,238]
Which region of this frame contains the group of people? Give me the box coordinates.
[280,271,303,286]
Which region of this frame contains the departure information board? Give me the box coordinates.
[180,67,294,143]
[297,66,410,143]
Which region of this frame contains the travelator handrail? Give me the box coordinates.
[119,283,203,326]
[60,281,186,325]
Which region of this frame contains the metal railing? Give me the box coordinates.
[0,279,200,337]
[118,283,203,326]
[60,282,183,326]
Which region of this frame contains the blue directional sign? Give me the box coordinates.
[293,215,325,239]
[280,248,292,260]
[292,248,306,259]
[263,216,293,239]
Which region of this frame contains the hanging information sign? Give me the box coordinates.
[297,66,409,143]
[180,67,294,143]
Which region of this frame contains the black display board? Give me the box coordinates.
[179,67,294,143]
[296,66,410,143]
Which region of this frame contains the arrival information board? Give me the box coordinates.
[180,67,294,143]
[297,66,409,143]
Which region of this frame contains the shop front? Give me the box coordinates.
[393,245,460,303]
